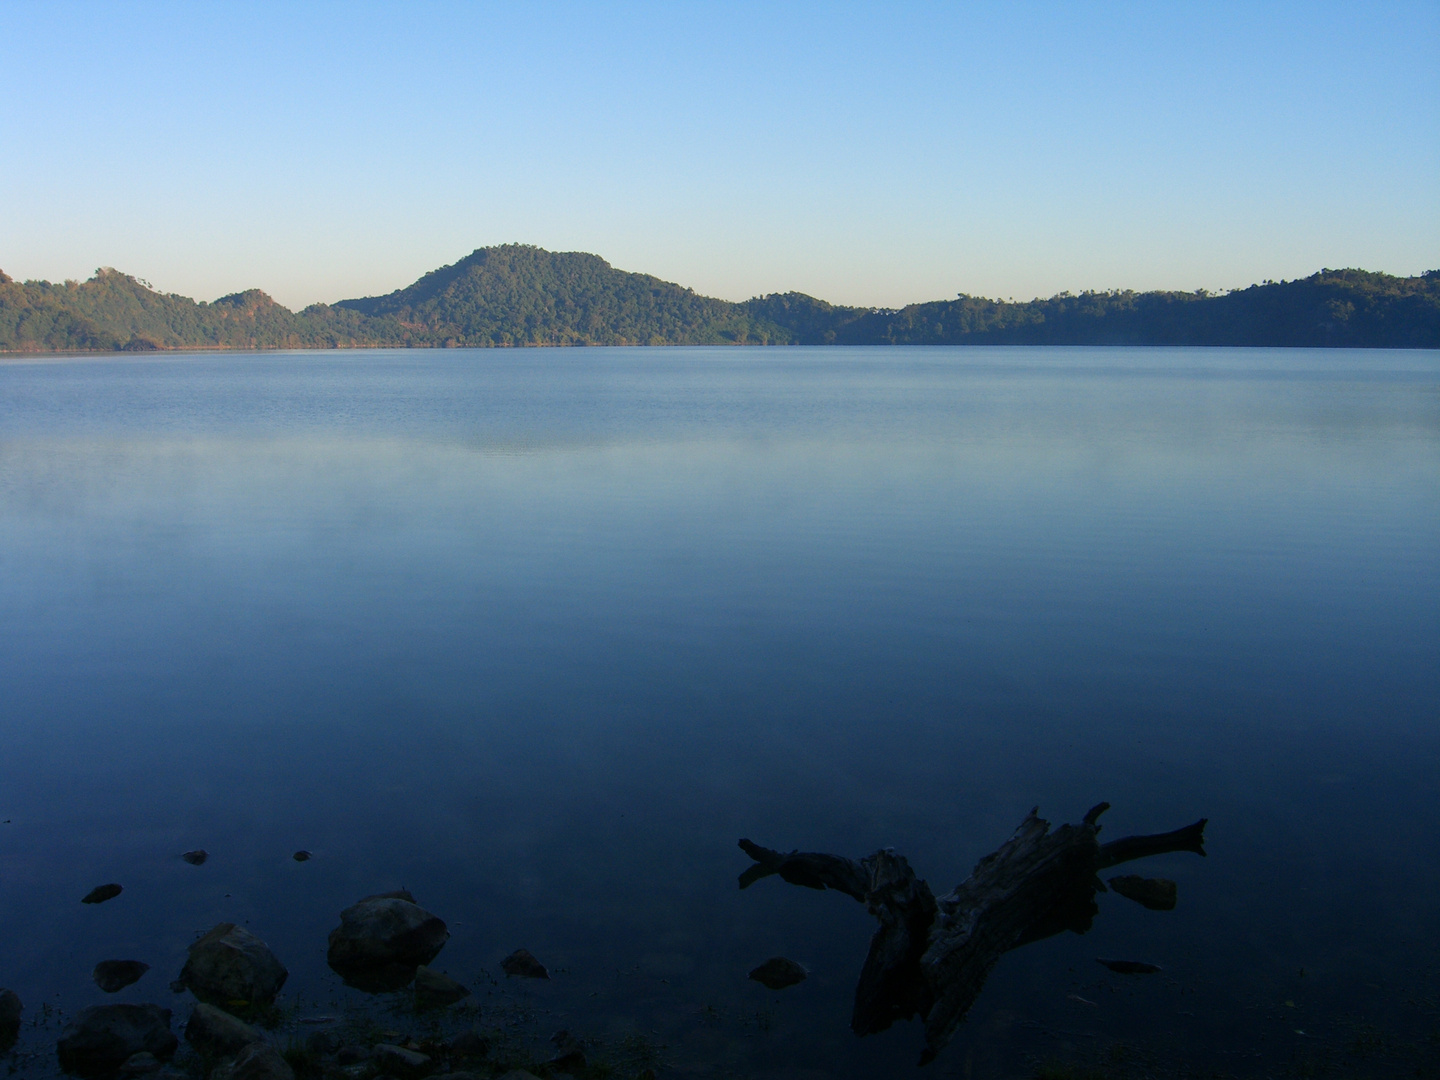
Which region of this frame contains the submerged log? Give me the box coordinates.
[738,803,1206,1065]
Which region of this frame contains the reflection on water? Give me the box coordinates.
[0,347,1437,1077]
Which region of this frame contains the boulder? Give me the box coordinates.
[94,960,151,993]
[413,967,470,1010]
[56,1004,178,1077]
[182,851,208,866]
[211,1041,295,1080]
[184,1003,263,1057]
[178,924,288,1012]
[499,949,548,980]
[81,884,123,905]
[326,893,448,992]
[445,1029,489,1059]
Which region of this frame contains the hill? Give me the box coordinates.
[2,248,1436,352]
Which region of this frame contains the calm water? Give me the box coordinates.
[1,347,1437,1078]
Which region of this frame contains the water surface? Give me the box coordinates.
[1,347,1437,1076]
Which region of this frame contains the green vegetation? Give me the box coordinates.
[2,248,1435,353]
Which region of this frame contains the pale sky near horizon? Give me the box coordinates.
[2,1,1436,310]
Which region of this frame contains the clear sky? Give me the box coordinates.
[2,1,1436,310]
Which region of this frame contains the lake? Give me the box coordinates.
[1,347,1437,1078]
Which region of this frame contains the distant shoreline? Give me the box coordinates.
[4,244,1437,353]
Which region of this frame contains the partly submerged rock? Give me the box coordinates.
[182,850,208,866]
[291,851,311,863]
[0,989,21,1050]
[499,949,548,980]
[94,960,151,994]
[1107,874,1178,911]
[183,1003,263,1057]
[748,956,807,989]
[81,884,123,905]
[1096,957,1163,975]
[56,1004,177,1077]
[211,1040,294,1080]
[178,924,288,1012]
[326,893,448,993]
[413,966,470,1010]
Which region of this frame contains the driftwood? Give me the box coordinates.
[739,803,1206,1064]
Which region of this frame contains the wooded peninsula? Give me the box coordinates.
[2,244,1436,352]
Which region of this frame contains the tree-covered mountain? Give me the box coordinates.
[2,246,1435,352]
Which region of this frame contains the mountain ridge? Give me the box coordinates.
[2,245,1436,352]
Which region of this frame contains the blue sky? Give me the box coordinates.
[2,1,1436,309]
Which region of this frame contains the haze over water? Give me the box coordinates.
[1,347,1437,1076]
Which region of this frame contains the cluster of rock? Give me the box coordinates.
[7,889,569,1080]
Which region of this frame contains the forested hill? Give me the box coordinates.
[2,246,1436,352]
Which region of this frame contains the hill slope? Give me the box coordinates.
[2,249,1436,352]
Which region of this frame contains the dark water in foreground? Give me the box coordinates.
[1,347,1437,1078]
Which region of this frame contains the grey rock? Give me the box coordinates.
[499,949,547,980]
[94,960,150,993]
[335,1045,371,1065]
[291,851,311,863]
[430,1073,480,1080]
[81,884,123,905]
[749,956,807,989]
[494,1072,544,1080]
[372,1044,430,1074]
[212,1041,295,1080]
[326,895,448,993]
[179,924,288,1012]
[184,1003,262,1057]
[413,967,469,1010]
[119,1051,163,1074]
[182,850,208,866]
[56,1004,178,1078]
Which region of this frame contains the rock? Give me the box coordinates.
[94,960,151,993]
[413,967,470,1010]
[182,850,208,866]
[56,1004,177,1077]
[184,1003,263,1057]
[168,980,186,994]
[291,851,311,862]
[335,1046,371,1065]
[499,949,548,980]
[212,1040,295,1080]
[548,1030,585,1071]
[431,1073,480,1080]
[445,1030,489,1059]
[749,956,807,989]
[0,988,20,1050]
[494,1073,543,1080]
[1107,875,1178,911]
[1096,957,1163,975]
[326,894,448,992]
[81,884,123,905]
[119,1051,163,1074]
[373,1044,430,1075]
[178,924,288,1012]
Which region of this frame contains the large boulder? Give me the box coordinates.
[211,1041,295,1080]
[178,924,288,1013]
[413,966,470,1010]
[326,891,448,992]
[183,1003,263,1058]
[56,1004,177,1077]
